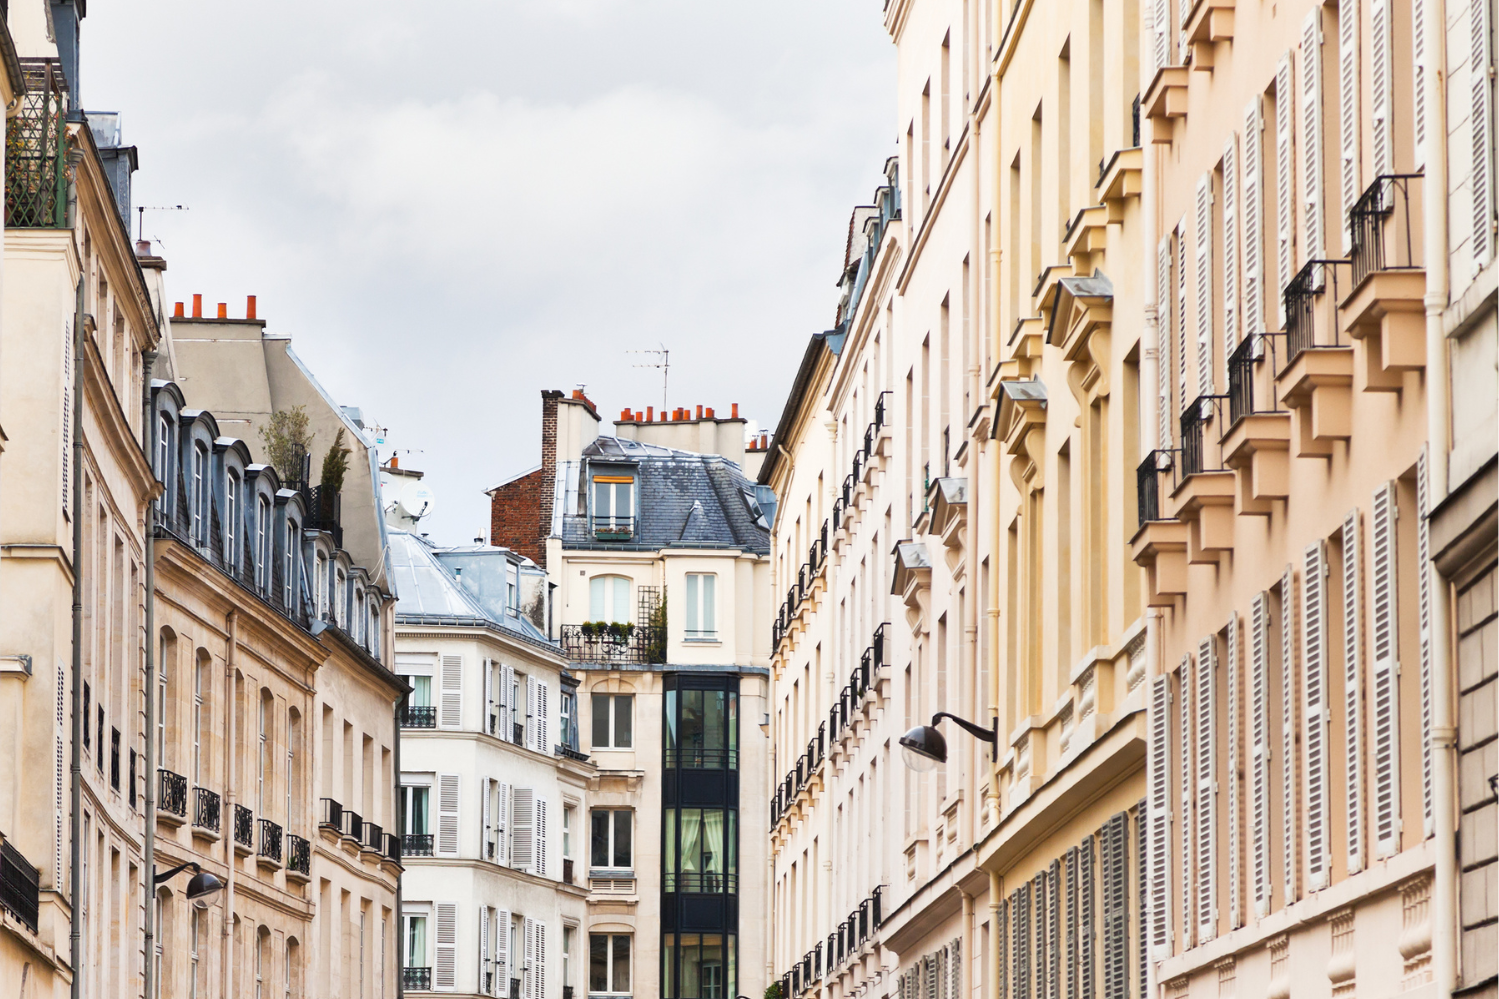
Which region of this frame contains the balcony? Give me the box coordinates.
[1276,260,1356,459]
[341,809,364,846]
[193,787,221,834]
[402,833,435,857]
[1131,451,1191,606]
[1343,174,1427,392]
[383,833,403,864]
[362,820,384,854]
[402,967,432,991]
[299,483,343,550]
[399,704,436,729]
[257,819,282,866]
[5,60,68,229]
[590,515,635,541]
[319,798,343,835]
[158,769,188,821]
[557,744,590,763]
[0,839,40,933]
[286,834,311,879]
[559,624,663,666]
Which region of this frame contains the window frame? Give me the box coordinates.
[591,693,634,749]
[590,807,633,871]
[684,572,717,640]
[590,933,632,995]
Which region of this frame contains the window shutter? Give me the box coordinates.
[1280,564,1300,906]
[1033,874,1047,999]
[1080,835,1096,999]
[480,906,490,995]
[526,675,537,750]
[1154,0,1171,75]
[1339,0,1361,251]
[512,787,535,872]
[1370,480,1402,857]
[1178,655,1194,951]
[1102,813,1130,999]
[537,681,550,754]
[1242,97,1264,337]
[497,782,510,866]
[1016,883,1032,999]
[1195,173,1215,396]
[1049,863,1062,999]
[483,658,494,736]
[1413,0,1428,164]
[481,776,493,862]
[952,937,963,999]
[1275,52,1296,323]
[500,665,515,742]
[1250,592,1271,916]
[1371,0,1394,176]
[1226,612,1243,929]
[535,923,546,999]
[1177,221,1189,411]
[495,909,510,996]
[440,655,463,729]
[1304,541,1332,889]
[1137,802,1149,995]
[1195,636,1218,940]
[535,798,549,878]
[1473,0,1496,270]
[999,898,1010,999]
[1223,135,1240,359]
[435,902,458,991]
[523,917,536,999]
[1066,847,1079,999]
[62,323,71,514]
[438,773,461,857]
[1342,510,1366,874]
[1302,11,1326,260]
[1417,446,1434,836]
[1147,675,1171,952]
[928,954,939,999]
[1157,238,1174,447]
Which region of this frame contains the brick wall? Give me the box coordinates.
[489,390,561,570]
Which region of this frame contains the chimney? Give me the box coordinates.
[706,407,715,418]
[696,405,704,419]
[389,453,399,469]
[646,406,654,422]
[537,390,563,571]
[173,302,184,318]
[192,294,202,318]
[620,408,631,421]
[217,303,228,319]
[732,403,740,418]
[135,239,151,256]
[246,295,257,320]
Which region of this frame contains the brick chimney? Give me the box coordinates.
[488,390,563,570]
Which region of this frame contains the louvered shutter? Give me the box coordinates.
[1015,884,1032,999]
[1371,0,1394,176]
[435,902,458,991]
[1417,447,1434,836]
[1275,53,1296,322]
[1157,238,1174,447]
[1371,481,1402,856]
[495,910,510,997]
[1473,0,1496,270]
[952,937,963,999]
[480,907,490,995]
[525,675,537,751]
[1413,0,1428,165]
[1177,221,1189,410]
[1223,136,1240,358]
[1339,0,1362,251]
[1080,836,1096,999]
[535,798,549,878]
[1180,0,1192,60]
[1034,874,1048,999]
[481,776,493,862]
[1147,675,1171,952]
[438,773,461,857]
[1226,613,1243,929]
[535,923,546,999]
[1303,541,1331,889]
[500,665,515,742]
[62,322,71,513]
[440,655,463,729]
[1342,510,1366,873]
[483,658,494,736]
[1049,863,1062,999]
[1154,0,1171,75]
[523,917,535,999]
[536,681,550,754]
[1195,636,1217,940]
[1137,803,1149,994]
[1242,98,1264,337]
[1066,847,1079,999]
[1102,813,1130,999]
[1250,592,1271,916]
[1302,11,1326,259]
[497,781,510,866]
[1178,656,1194,950]
[928,953,939,999]
[1281,564,1300,906]
[1195,174,1215,396]
[999,897,1010,999]
[512,787,535,872]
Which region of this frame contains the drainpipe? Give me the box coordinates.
[1418,0,1457,990]
[222,610,239,999]
[67,139,84,999]
[987,871,1001,999]
[140,349,159,999]
[960,889,974,999]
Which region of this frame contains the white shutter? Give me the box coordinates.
[1148,674,1171,953]
[526,674,537,751]
[1154,0,1171,75]
[497,782,510,866]
[1275,52,1296,322]
[1250,592,1271,916]
[523,917,536,999]
[1413,0,1428,165]
[1242,97,1264,337]
[536,681,550,754]
[1371,0,1394,177]
[535,798,549,878]
[62,322,72,513]
[1417,446,1434,836]
[1280,564,1300,906]
[502,665,516,742]
[1223,135,1240,359]
[495,910,510,997]
[1473,0,1496,271]
[512,787,535,872]
[1342,509,1366,874]
[1157,238,1174,447]
[1371,480,1402,857]
[438,773,461,857]
[1339,0,1362,251]
[440,655,463,729]
[535,923,546,999]
[1302,11,1325,260]
[1195,636,1217,941]
[1178,655,1194,951]
[1226,612,1243,929]
[1303,540,1331,890]
[1177,220,1189,410]
[1195,174,1215,396]
[481,777,493,862]
[435,902,458,991]
[480,906,490,995]
[483,658,494,736]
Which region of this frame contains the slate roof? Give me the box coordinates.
[560,436,771,554]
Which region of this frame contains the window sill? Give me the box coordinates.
[682,637,721,645]
[589,867,635,879]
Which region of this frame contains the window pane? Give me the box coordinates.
[591,810,609,868]
[618,482,633,519]
[703,809,724,876]
[592,694,611,748]
[614,810,632,868]
[590,577,606,621]
[665,691,678,754]
[664,810,676,889]
[686,575,699,634]
[613,577,630,623]
[612,936,631,993]
[680,809,702,875]
[593,481,611,519]
[727,810,737,876]
[614,695,633,748]
[704,692,725,753]
[728,692,738,760]
[702,573,715,633]
[410,676,431,707]
[664,934,676,998]
[681,691,704,764]
[412,788,429,834]
[589,935,608,993]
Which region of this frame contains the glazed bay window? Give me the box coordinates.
[683,573,716,639]
[591,476,634,538]
[665,686,737,769]
[664,808,736,893]
[590,934,631,996]
[590,809,632,871]
[663,933,735,999]
[591,693,633,749]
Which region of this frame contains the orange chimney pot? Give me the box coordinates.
[173,302,184,318]
[731,403,740,419]
[246,295,257,320]
[192,294,202,318]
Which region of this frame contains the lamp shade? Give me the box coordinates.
[898,724,947,771]
[185,870,223,909]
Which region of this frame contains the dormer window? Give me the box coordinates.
[315,553,328,619]
[155,413,173,512]
[225,471,241,572]
[283,520,300,609]
[255,495,272,592]
[191,442,209,546]
[334,567,346,626]
[592,475,634,539]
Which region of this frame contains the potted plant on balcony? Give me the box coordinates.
[607,621,635,642]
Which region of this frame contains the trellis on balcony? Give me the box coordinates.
[6,60,68,230]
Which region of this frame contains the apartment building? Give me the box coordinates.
[389,524,590,999]
[489,390,773,999]
[1131,0,1497,993]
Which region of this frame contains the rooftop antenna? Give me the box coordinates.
[628,345,669,410]
[137,204,188,242]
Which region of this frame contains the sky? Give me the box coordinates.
[85,1,897,545]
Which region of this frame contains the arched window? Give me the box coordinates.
[255,927,269,999]
[284,937,299,999]
[190,908,202,999]
[590,575,632,623]
[154,888,168,999]
[225,470,241,572]
[191,441,209,545]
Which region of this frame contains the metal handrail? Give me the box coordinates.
[1349,173,1424,286]
[1179,395,1229,477]
[193,787,221,832]
[158,768,188,818]
[1282,258,1351,365]
[1136,450,1177,528]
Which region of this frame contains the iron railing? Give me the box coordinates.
[1226,334,1270,425]
[559,624,664,666]
[319,797,343,832]
[0,840,40,933]
[363,820,384,852]
[402,833,434,857]
[563,857,575,884]
[110,728,120,790]
[287,834,311,876]
[1179,396,1227,477]
[589,515,636,541]
[402,967,432,991]
[557,744,590,763]
[5,60,68,229]
[158,769,188,818]
[341,809,364,843]
[258,819,282,863]
[194,787,221,833]
[665,871,739,894]
[1282,259,1350,364]
[384,832,402,862]
[664,747,738,770]
[1349,174,1423,287]
[233,804,253,848]
[400,704,436,728]
[1136,450,1176,528]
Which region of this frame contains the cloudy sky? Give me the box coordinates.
[86,1,896,543]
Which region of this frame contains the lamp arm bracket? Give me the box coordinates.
[153,861,200,885]
[931,711,1001,760]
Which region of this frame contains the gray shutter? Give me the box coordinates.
[1102,813,1130,999]
[1015,883,1032,999]
[1473,0,1496,270]
[1034,874,1047,999]
[1414,0,1428,164]
[1049,861,1062,999]
[1081,835,1096,999]
[998,898,1010,999]
[1342,510,1366,874]
[1066,848,1079,999]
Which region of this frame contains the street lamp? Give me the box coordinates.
[154,861,224,909]
[899,712,999,771]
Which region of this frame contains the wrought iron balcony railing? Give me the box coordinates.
[1226,333,1271,425]
[384,833,403,862]
[400,704,437,728]
[194,787,221,833]
[1349,173,1424,287]
[403,833,434,857]
[258,819,282,863]
[233,804,254,848]
[5,60,68,229]
[0,839,40,933]
[559,624,663,666]
[362,820,384,852]
[287,834,311,876]
[590,515,636,541]
[1179,395,1227,477]
[402,967,432,991]
[158,769,188,818]
[1282,259,1350,365]
[664,747,738,770]
[342,809,364,843]
[664,871,739,894]
[1136,450,1176,528]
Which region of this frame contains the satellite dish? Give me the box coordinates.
[397,480,436,522]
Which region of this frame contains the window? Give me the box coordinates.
[590,575,632,624]
[563,806,573,859]
[684,573,716,639]
[190,909,201,999]
[592,477,634,534]
[403,914,428,971]
[255,929,265,999]
[258,691,271,815]
[154,891,165,999]
[560,688,579,751]
[590,934,631,994]
[664,808,736,893]
[591,693,633,749]
[314,554,327,618]
[563,928,573,995]
[283,521,300,609]
[590,809,632,869]
[193,655,207,785]
[334,568,346,625]
[666,687,738,769]
[156,413,173,512]
[192,442,209,545]
[284,941,293,999]
[156,635,169,765]
[664,932,734,999]
[225,470,240,572]
[255,495,272,591]
[402,785,430,836]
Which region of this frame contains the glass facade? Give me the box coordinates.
[662,932,735,999]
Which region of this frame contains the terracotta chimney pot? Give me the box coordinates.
[173,302,184,318]
[217,303,227,319]
[246,295,257,320]
[192,294,202,318]
[732,403,740,418]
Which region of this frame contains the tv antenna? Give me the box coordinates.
[628,345,669,410]
[137,204,189,241]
